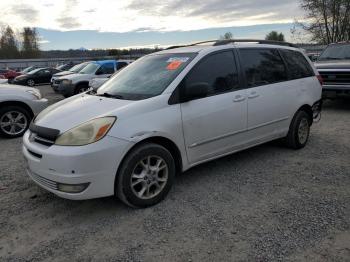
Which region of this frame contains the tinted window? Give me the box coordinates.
[117,62,128,70]
[97,63,115,74]
[240,49,287,87]
[281,50,314,79]
[184,51,239,97]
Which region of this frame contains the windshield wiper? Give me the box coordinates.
[97,92,124,99]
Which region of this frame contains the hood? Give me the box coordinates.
[15,74,29,80]
[0,84,37,93]
[34,94,134,133]
[53,71,74,77]
[315,60,350,69]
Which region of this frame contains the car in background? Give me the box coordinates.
[56,60,118,97]
[0,69,22,83]
[88,60,133,91]
[0,75,8,84]
[315,42,350,98]
[12,68,61,87]
[0,84,47,138]
[56,62,75,72]
[23,40,322,207]
[51,62,90,91]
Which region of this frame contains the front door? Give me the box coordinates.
[180,50,248,164]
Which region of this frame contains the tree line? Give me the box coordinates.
[0,25,40,59]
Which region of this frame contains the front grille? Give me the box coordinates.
[319,71,350,85]
[29,170,58,190]
[33,135,55,146]
[54,80,61,85]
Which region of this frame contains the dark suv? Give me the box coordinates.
[315,42,350,98]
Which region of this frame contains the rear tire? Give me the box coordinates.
[116,143,175,208]
[284,110,311,149]
[0,106,31,138]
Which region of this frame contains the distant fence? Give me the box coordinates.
[0,54,144,70]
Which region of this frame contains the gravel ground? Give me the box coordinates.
[0,85,349,261]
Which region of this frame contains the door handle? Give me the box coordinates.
[233,95,246,102]
[248,92,259,99]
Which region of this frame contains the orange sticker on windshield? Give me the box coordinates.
[167,61,182,70]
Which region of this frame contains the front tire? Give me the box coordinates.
[0,106,31,138]
[27,79,35,86]
[285,110,311,149]
[116,143,175,208]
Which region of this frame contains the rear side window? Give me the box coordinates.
[240,49,288,87]
[184,51,239,96]
[117,62,128,70]
[99,63,115,74]
[280,50,314,79]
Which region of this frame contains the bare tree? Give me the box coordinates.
[299,0,350,44]
[0,25,20,59]
[21,27,40,58]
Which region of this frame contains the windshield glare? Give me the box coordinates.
[70,63,88,73]
[97,53,196,100]
[79,63,100,74]
[28,68,43,75]
[318,44,350,61]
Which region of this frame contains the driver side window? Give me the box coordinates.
[183,51,239,99]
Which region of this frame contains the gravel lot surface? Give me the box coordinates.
[0,85,349,261]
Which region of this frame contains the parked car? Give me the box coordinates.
[23,40,322,208]
[54,60,119,97]
[88,60,133,91]
[51,62,90,90]
[315,42,350,98]
[12,68,61,86]
[0,76,8,84]
[0,69,21,82]
[0,84,47,138]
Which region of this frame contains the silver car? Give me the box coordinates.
[0,84,48,138]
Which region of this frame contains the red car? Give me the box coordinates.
[0,69,21,81]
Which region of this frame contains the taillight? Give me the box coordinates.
[317,75,324,85]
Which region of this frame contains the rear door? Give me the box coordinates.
[180,50,248,164]
[36,69,52,83]
[239,48,292,141]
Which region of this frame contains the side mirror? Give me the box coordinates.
[182,82,209,102]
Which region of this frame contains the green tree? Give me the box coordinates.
[220,32,233,40]
[21,27,40,58]
[299,0,350,44]
[0,26,20,59]
[265,31,285,41]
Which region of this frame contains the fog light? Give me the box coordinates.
[57,183,90,193]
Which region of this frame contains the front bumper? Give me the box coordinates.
[12,79,27,85]
[22,131,133,200]
[29,98,48,115]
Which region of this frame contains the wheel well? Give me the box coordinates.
[0,101,34,118]
[298,104,313,124]
[74,82,89,93]
[122,136,183,174]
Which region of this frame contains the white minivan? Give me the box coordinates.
[23,40,322,208]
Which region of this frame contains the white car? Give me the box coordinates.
[0,84,47,138]
[23,40,322,208]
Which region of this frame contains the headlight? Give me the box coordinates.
[26,90,41,100]
[55,117,116,146]
[61,79,72,85]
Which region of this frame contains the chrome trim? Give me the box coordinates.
[188,116,289,148]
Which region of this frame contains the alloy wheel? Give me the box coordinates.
[298,118,309,144]
[0,111,28,136]
[130,155,169,200]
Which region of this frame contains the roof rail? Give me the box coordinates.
[166,39,297,50]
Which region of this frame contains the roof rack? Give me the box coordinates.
[166,39,297,50]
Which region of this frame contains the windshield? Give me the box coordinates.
[56,64,67,70]
[79,63,99,74]
[97,53,196,100]
[28,68,43,75]
[69,63,88,73]
[22,67,34,73]
[318,44,350,61]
